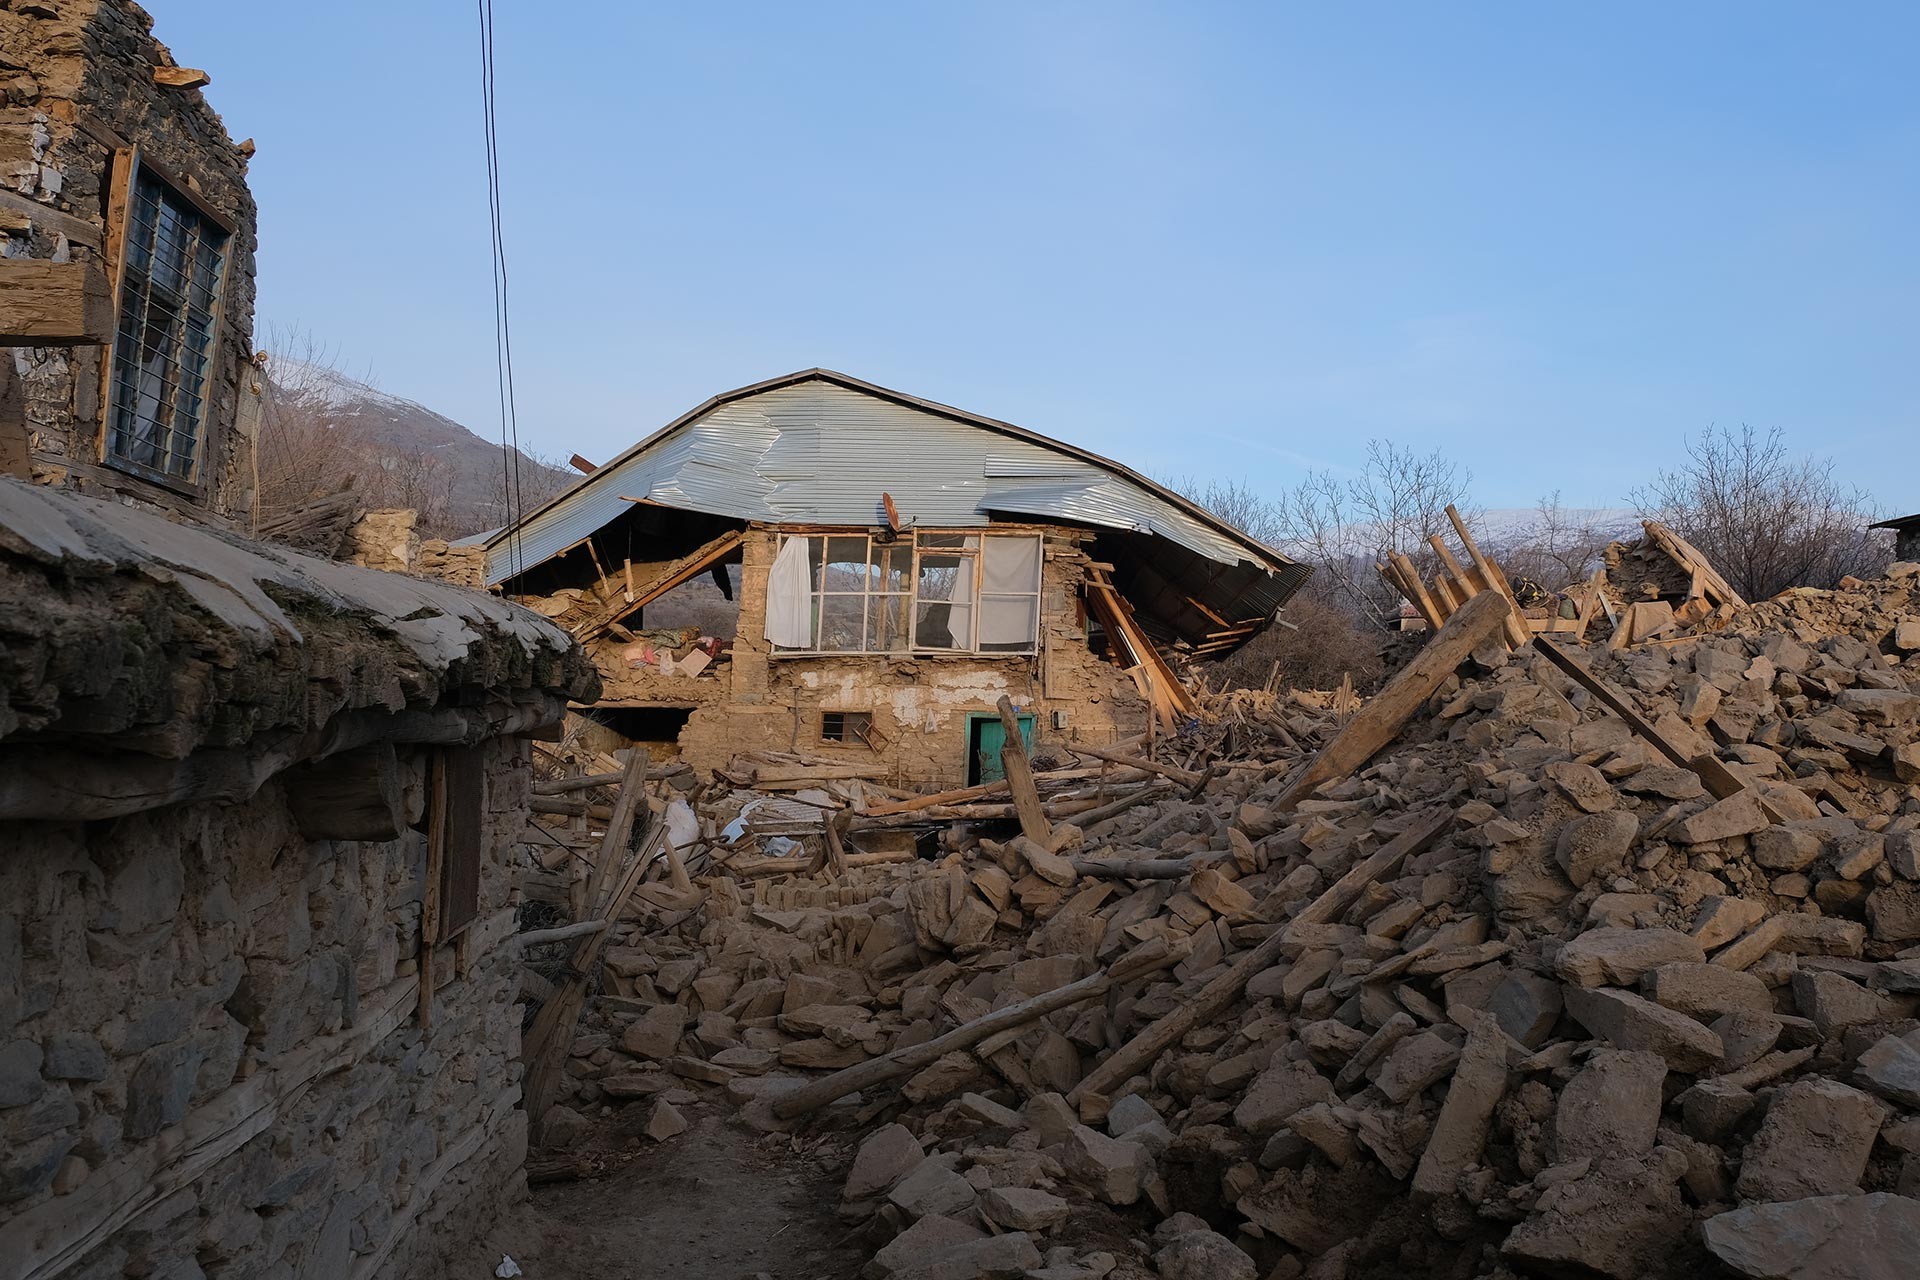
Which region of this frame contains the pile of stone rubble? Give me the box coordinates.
[527,560,1920,1280]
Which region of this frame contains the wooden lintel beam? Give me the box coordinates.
[0,259,113,346]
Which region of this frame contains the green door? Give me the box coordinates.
[969,712,1037,785]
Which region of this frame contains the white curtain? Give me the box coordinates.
[765,536,814,648]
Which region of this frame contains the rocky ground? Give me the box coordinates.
[518,558,1920,1280]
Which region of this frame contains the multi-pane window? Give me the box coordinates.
[105,166,228,485]
[775,531,1043,655]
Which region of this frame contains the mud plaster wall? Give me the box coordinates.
[2,0,260,520]
[613,524,1152,786]
[0,736,531,1280]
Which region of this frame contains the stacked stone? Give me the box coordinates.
[543,562,1920,1280]
[416,539,489,590]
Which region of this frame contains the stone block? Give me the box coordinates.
[1555,1050,1665,1162]
[1557,928,1706,988]
[1233,1060,1336,1137]
[1059,1125,1150,1205]
[978,1185,1070,1232]
[1556,810,1639,888]
[887,1156,977,1220]
[1704,1193,1920,1280]
[1641,963,1772,1021]
[1736,1077,1884,1201]
[845,1122,925,1203]
[1563,985,1723,1071]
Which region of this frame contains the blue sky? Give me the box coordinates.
[159,2,1918,510]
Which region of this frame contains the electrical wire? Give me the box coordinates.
[478,0,526,586]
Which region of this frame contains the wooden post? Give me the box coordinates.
[418,754,448,1028]
[1389,553,1443,630]
[773,937,1182,1119]
[524,823,671,1140]
[1446,505,1531,646]
[581,747,650,912]
[996,695,1053,847]
[1267,589,1514,812]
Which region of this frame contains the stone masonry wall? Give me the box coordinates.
[2,0,260,520]
[0,736,532,1280]
[669,524,1150,786]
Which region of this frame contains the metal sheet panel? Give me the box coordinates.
[488,380,1280,582]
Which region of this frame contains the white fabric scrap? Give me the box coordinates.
[765,536,814,648]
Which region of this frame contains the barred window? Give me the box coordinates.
[105,166,227,485]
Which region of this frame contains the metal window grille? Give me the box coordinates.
[821,710,874,743]
[106,166,227,485]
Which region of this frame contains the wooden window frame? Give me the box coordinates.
[820,710,874,744]
[769,528,1044,658]
[95,146,235,499]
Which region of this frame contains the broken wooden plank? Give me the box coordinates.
[997,695,1054,847]
[1390,553,1443,631]
[572,529,744,642]
[773,937,1183,1119]
[523,821,670,1140]
[1643,520,1746,609]
[1070,743,1204,789]
[1446,504,1532,646]
[1266,588,1514,812]
[1067,806,1452,1110]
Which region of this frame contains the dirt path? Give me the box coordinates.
[475,1105,864,1280]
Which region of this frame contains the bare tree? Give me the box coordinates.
[1270,440,1476,625]
[1170,441,1472,692]
[1496,491,1621,592]
[1633,425,1886,599]
[479,444,578,533]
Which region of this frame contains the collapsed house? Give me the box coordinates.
[1873,514,1920,566]
[482,369,1309,787]
[522,531,1920,1280]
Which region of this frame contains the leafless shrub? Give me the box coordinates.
[254,325,571,543]
[1210,592,1386,693]
[1632,425,1887,599]
[1173,448,1466,692]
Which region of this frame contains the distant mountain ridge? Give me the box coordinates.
[265,357,572,540]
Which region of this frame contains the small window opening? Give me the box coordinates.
[821,710,874,744]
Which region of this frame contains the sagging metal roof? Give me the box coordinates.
[484,370,1307,650]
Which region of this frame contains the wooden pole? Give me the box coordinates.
[1266,588,1514,811]
[418,754,448,1028]
[1067,806,1453,1108]
[996,695,1054,847]
[772,937,1182,1119]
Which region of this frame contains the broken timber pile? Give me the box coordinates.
[507,554,1920,1280]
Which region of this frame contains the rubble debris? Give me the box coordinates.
[513,546,1920,1280]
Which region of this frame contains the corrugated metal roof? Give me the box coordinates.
[487,371,1293,581]
[482,371,1309,653]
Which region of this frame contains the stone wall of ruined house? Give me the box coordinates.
[2,0,259,519]
[0,736,531,1280]
[645,524,1151,786]
[345,507,491,590]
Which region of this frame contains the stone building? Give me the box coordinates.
[1872,513,1920,565]
[480,369,1309,786]
[2,0,261,523]
[0,477,597,1280]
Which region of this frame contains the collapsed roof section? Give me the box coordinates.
[484,370,1310,653]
